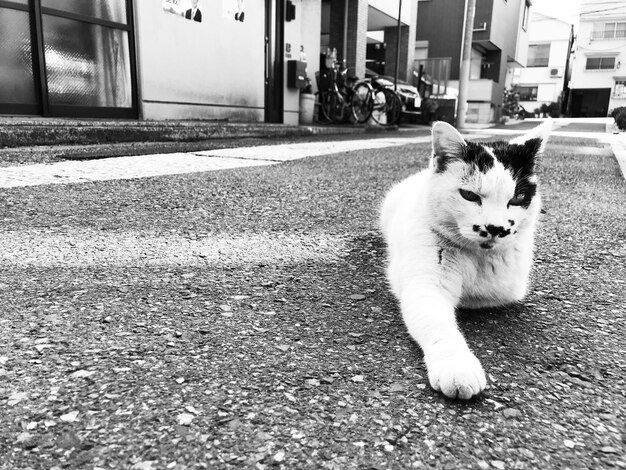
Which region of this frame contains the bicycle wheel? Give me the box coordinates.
[371,88,403,126]
[317,91,334,123]
[384,88,403,125]
[350,82,373,124]
[319,90,346,124]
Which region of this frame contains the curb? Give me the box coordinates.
[609,133,626,181]
[0,118,395,149]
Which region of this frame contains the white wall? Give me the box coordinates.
[301,0,322,94]
[513,13,573,107]
[569,19,625,91]
[134,0,321,123]
[134,0,266,121]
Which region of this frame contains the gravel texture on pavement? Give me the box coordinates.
[0,135,624,469]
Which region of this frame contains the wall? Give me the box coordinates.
[383,1,418,81]
[569,19,625,90]
[134,0,320,123]
[513,14,573,108]
[300,0,322,94]
[416,0,464,79]
[370,0,413,25]
[134,0,266,121]
[283,0,322,125]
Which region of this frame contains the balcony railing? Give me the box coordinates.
[590,30,626,40]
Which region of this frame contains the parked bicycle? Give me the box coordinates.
[368,76,403,126]
[315,65,373,124]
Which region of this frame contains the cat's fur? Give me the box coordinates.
[380,120,551,399]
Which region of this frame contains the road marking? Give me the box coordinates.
[465,129,616,142]
[0,136,431,188]
[195,136,432,161]
[0,153,275,188]
[0,229,346,267]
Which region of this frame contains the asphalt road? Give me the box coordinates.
[0,126,625,469]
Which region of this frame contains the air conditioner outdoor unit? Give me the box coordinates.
[550,67,563,77]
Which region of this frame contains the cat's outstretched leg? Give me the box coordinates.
[399,287,487,399]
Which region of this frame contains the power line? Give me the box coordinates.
[580,6,626,15]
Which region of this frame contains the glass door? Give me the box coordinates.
[0,0,39,115]
[0,0,137,118]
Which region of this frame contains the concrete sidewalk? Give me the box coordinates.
[0,117,385,149]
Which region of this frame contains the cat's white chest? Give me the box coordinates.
[452,248,530,309]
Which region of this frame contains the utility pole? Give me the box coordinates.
[456,0,476,129]
[394,0,403,90]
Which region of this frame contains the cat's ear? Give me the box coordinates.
[509,119,552,156]
[431,121,467,172]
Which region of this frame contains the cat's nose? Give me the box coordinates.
[485,225,511,238]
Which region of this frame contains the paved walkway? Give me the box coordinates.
[0,136,431,189]
[1,124,625,189]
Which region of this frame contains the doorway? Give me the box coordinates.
[0,0,137,118]
[264,0,283,123]
[570,88,611,117]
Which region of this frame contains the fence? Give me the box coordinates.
[413,57,452,98]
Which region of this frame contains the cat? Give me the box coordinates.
[380,120,551,399]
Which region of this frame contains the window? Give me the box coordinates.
[592,22,626,40]
[604,22,626,39]
[517,86,538,101]
[522,1,530,31]
[527,44,550,67]
[585,56,616,70]
[615,80,626,98]
[0,0,136,118]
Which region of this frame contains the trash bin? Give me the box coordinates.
[299,93,315,125]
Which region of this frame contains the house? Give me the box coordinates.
[568,0,626,117]
[508,12,575,116]
[0,0,417,124]
[416,0,531,123]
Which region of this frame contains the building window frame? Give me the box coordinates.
[585,56,617,71]
[0,0,137,118]
[614,79,626,98]
[517,85,538,101]
[527,43,550,67]
[592,21,626,40]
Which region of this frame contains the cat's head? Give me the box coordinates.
[428,120,551,251]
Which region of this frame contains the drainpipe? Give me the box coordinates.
[343,0,349,66]
[562,24,575,115]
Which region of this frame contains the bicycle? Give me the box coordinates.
[316,66,373,124]
[368,77,403,126]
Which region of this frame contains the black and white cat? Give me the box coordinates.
[380,120,551,399]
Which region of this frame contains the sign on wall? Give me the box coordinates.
[163,0,203,23]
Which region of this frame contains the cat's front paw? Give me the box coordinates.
[425,350,487,400]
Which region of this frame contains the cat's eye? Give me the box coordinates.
[459,189,481,203]
[509,192,526,206]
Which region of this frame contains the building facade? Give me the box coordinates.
[508,12,574,115]
[416,0,531,123]
[0,0,417,124]
[568,0,626,117]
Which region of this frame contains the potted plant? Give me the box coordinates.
[611,106,626,131]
